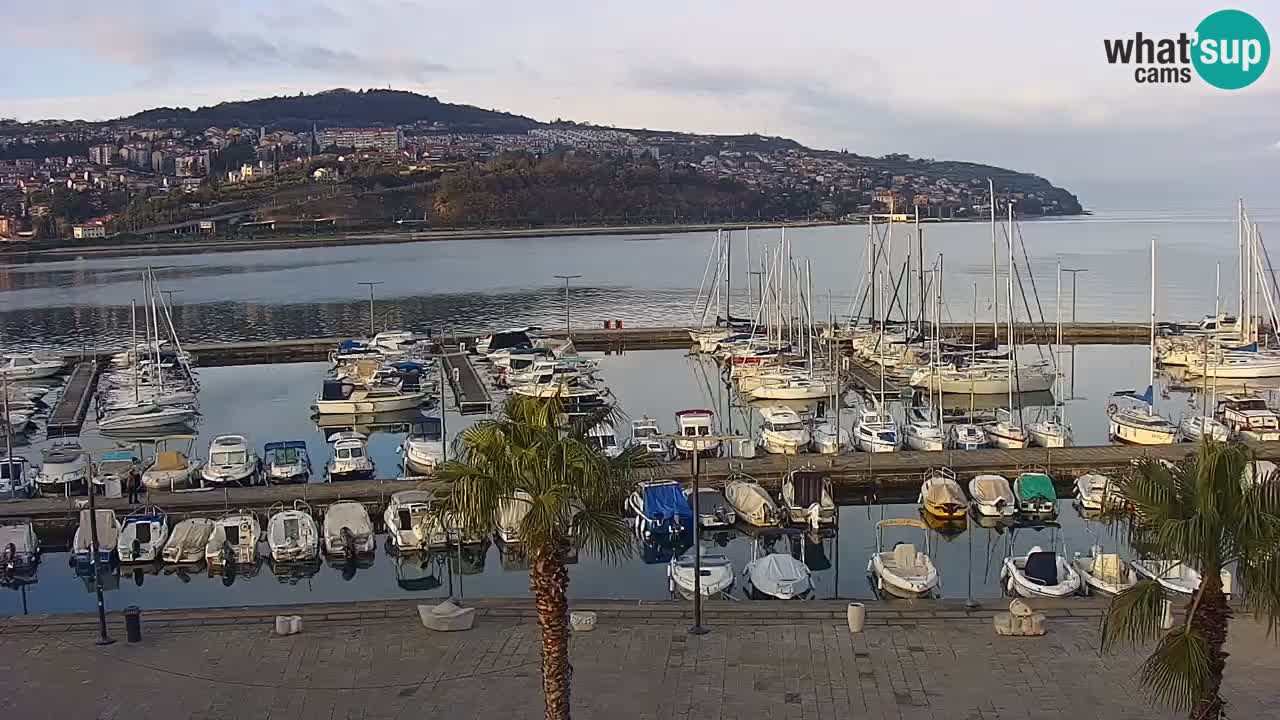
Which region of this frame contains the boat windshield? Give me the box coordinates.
[633,426,658,438]
[682,425,710,437]
[272,448,302,463]
[212,451,247,465]
[588,435,617,449]
[768,421,804,432]
[338,447,365,459]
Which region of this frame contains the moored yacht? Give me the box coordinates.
[853,408,898,453]
[983,409,1029,449]
[757,405,810,455]
[200,435,260,486]
[1215,394,1280,441]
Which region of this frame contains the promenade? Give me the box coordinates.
[1,599,1275,719]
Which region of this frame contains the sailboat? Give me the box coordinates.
[1108,239,1177,445]
[985,206,1030,449]
[1027,261,1072,447]
[904,259,946,451]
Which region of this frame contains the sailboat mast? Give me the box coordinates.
[149,268,165,394]
[971,282,978,415]
[990,178,999,340]
[1238,199,1245,342]
[1215,262,1221,323]
[916,207,925,331]
[935,254,944,429]
[1006,203,1017,421]
[806,259,814,372]
[745,227,752,319]
[867,216,875,328]
[724,230,732,323]
[131,299,139,404]
[1149,237,1157,415]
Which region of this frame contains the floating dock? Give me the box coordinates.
[843,358,906,398]
[45,361,100,436]
[438,352,492,415]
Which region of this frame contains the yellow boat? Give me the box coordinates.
[918,467,968,520]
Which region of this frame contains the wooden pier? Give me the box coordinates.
[45,361,100,436]
[844,358,906,398]
[439,352,492,415]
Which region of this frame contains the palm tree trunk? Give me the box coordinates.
[531,542,572,720]
[1188,571,1231,720]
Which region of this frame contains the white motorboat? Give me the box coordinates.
[867,518,939,599]
[200,435,259,486]
[919,468,968,521]
[809,420,849,455]
[313,378,428,415]
[983,409,1028,449]
[948,423,987,450]
[781,469,835,529]
[627,479,692,541]
[95,451,140,496]
[1215,394,1280,441]
[161,518,214,564]
[1178,415,1231,443]
[724,476,781,527]
[757,405,810,455]
[1108,404,1177,445]
[4,410,31,432]
[1014,471,1058,518]
[497,490,534,544]
[1073,547,1136,596]
[34,443,89,495]
[1001,546,1082,598]
[262,440,311,484]
[0,519,40,577]
[205,510,261,569]
[370,330,416,353]
[744,535,813,600]
[117,506,169,563]
[0,353,63,380]
[72,509,120,570]
[384,490,439,551]
[1131,559,1232,597]
[1027,416,1072,448]
[142,439,205,491]
[853,408,898,453]
[1074,473,1116,511]
[673,409,720,459]
[0,456,34,498]
[669,551,735,599]
[97,403,197,432]
[585,421,623,459]
[322,500,376,557]
[326,431,375,481]
[685,486,736,529]
[266,501,320,562]
[628,416,669,457]
[400,415,444,476]
[968,474,1016,517]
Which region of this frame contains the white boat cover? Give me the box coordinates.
[671,553,735,596]
[323,501,374,551]
[1244,460,1278,485]
[748,553,811,599]
[163,518,214,562]
[0,523,36,554]
[497,491,533,540]
[922,478,966,506]
[970,474,1012,504]
[73,509,119,553]
[725,480,778,526]
[1090,554,1129,587]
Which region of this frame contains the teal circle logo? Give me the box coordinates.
[1193,10,1270,89]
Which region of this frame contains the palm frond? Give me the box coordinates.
[1102,579,1169,651]
[568,508,634,564]
[1137,627,1212,711]
[1237,546,1280,636]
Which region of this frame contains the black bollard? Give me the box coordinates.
[124,606,142,643]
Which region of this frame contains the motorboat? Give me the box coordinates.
[322,500,376,558]
[853,408,898,453]
[585,421,623,459]
[326,431,375,481]
[34,443,89,496]
[266,501,320,562]
[1178,414,1231,443]
[627,479,692,541]
[0,456,34,498]
[476,327,538,356]
[116,506,169,563]
[1014,471,1058,518]
[312,378,428,415]
[867,518,939,599]
[200,435,259,487]
[1001,546,1082,598]
[983,409,1028,449]
[400,415,444,476]
[370,330,416,353]
[0,519,40,578]
[724,476,781,527]
[668,550,735,599]
[673,409,720,459]
[1027,415,1072,448]
[918,468,966,520]
[781,469,835,529]
[161,518,214,564]
[1108,403,1177,445]
[1131,559,1232,597]
[685,486,735,529]
[0,353,63,380]
[263,441,311,484]
[1215,394,1280,441]
[1074,473,1116,511]
[1073,547,1136,596]
[757,405,810,456]
[97,403,197,432]
[743,530,813,600]
[497,490,534,544]
[384,490,438,552]
[3,409,31,433]
[948,423,987,450]
[142,442,205,491]
[95,451,140,495]
[628,416,668,458]
[809,420,849,455]
[72,508,120,570]
[968,474,1016,518]
[205,510,261,569]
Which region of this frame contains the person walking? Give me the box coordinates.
[127,469,141,504]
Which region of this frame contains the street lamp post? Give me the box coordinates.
[675,431,741,636]
[553,274,581,339]
[1061,268,1088,399]
[82,452,113,645]
[358,281,385,338]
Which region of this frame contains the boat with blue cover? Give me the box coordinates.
[627,479,693,541]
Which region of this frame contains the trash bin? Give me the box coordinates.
[124,606,142,643]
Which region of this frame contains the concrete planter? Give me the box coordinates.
[847,603,865,633]
[570,611,597,632]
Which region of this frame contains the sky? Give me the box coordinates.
[2,1,1278,211]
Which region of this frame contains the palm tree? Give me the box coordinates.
[435,395,652,720]
[1101,440,1280,719]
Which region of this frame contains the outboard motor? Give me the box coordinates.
[131,538,142,562]
[341,527,356,560]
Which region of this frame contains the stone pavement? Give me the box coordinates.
[0,599,1276,719]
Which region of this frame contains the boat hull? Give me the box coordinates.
[313,393,427,415]
[1109,418,1177,445]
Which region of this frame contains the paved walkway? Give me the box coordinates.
[0,599,1275,719]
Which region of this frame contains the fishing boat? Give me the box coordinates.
[1074,473,1116,511]
[1178,414,1231,443]
[853,407,898,453]
[948,423,987,450]
[34,443,89,496]
[983,408,1029,449]
[384,490,437,552]
[0,519,40,578]
[200,435,259,487]
[0,353,63,380]
[968,474,1016,518]
[326,431,375,481]
[266,501,320,562]
[321,500,376,558]
[628,416,668,457]
[743,529,813,600]
[1215,394,1280,441]
[141,438,204,491]
[724,476,781,527]
[585,421,623,459]
[399,415,444,476]
[757,405,810,455]
[262,441,311,484]
[116,506,169,563]
[867,518,939,599]
[312,378,428,415]
[685,487,736,529]
[72,509,120,570]
[1001,546,1082,598]
[668,551,735,599]
[673,409,720,459]
[627,479,692,541]
[1073,547,1136,596]
[1131,559,1232,597]
[161,518,214,564]
[1014,470,1058,519]
[205,510,261,570]
[496,490,534,544]
[918,468,967,520]
[780,469,835,529]
[0,457,34,498]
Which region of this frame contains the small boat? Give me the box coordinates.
[312,378,429,415]
[95,451,141,496]
[781,469,835,529]
[0,519,40,577]
[668,550,735,599]
[384,490,438,552]
[1178,415,1230,443]
[1108,399,1177,445]
[1073,547,1136,596]
[1215,394,1280,441]
[1001,546,1082,598]
[585,421,623,459]
[902,407,945,451]
[161,518,214,564]
[627,479,692,541]
[1131,559,1232,596]
[747,374,837,401]
[117,506,169,563]
[400,415,444,476]
[321,500,376,558]
[1074,473,1116,511]
[685,487,736,529]
[867,518,939,599]
[968,474,1015,517]
[983,409,1029,449]
[497,490,534,544]
[142,442,205,491]
[3,410,31,433]
[1014,471,1058,518]
[266,501,320,562]
[205,510,261,569]
[1027,416,1072,448]
[853,408,898,453]
[263,441,311,484]
[628,416,668,457]
[97,403,197,432]
[918,468,967,520]
[0,456,34,498]
[326,431,375,481]
[723,476,781,527]
[757,405,811,455]
[0,353,63,380]
[34,443,89,496]
[809,420,849,455]
[743,531,813,600]
[72,508,120,569]
[948,423,987,450]
[200,435,259,487]
[673,409,720,459]
[370,330,416,353]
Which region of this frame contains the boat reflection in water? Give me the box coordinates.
[270,557,323,585]
[327,554,376,582]
[212,557,261,587]
[394,550,447,592]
